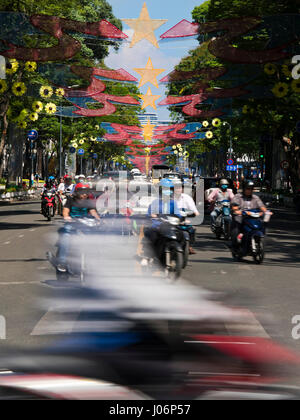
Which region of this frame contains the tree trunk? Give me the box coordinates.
[0,109,9,177]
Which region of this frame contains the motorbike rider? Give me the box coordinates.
[231,180,269,250]
[56,183,100,272]
[174,181,199,254]
[40,177,57,213]
[58,175,74,196]
[207,179,234,232]
[71,174,86,194]
[148,178,181,218]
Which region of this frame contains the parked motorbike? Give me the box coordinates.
[232,210,272,264]
[144,215,186,280]
[212,200,232,240]
[41,190,56,221]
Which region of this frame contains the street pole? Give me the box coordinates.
[59,99,62,178]
[223,122,232,178]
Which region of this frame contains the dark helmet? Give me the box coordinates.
[243,180,255,190]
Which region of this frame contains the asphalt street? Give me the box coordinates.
[0,199,299,362]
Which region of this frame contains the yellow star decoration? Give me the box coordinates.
[142,119,156,142]
[134,58,165,88]
[122,3,167,49]
[139,87,161,110]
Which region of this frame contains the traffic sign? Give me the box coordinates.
[227,159,234,166]
[69,147,76,154]
[27,129,38,140]
[226,165,237,171]
[92,153,98,159]
[280,160,289,170]
[78,148,85,155]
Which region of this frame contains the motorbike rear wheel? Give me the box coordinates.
[182,240,190,269]
[166,242,183,281]
[253,237,265,264]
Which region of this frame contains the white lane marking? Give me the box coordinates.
[0,281,40,286]
[30,229,36,232]
[18,235,24,238]
[3,241,11,245]
[31,308,80,336]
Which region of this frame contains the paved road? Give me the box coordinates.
[0,200,299,359]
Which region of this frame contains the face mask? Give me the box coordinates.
[221,185,228,190]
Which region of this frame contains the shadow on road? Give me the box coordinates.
[0,210,39,217]
[0,223,47,230]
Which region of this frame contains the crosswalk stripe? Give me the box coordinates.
[30,307,80,336]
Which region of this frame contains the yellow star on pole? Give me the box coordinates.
[122,3,167,48]
[139,87,161,110]
[134,58,165,88]
[142,119,156,141]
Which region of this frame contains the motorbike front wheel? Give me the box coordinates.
[166,242,183,281]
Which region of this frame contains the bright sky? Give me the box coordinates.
[105,0,205,120]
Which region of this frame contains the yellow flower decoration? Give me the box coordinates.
[55,88,65,97]
[282,65,291,78]
[19,109,29,121]
[177,143,182,148]
[79,139,85,145]
[172,145,177,149]
[272,82,289,98]
[90,136,97,141]
[45,103,57,115]
[12,82,27,96]
[32,101,43,113]
[18,121,27,129]
[291,79,300,94]
[95,125,100,130]
[6,59,19,75]
[242,105,249,114]
[25,61,37,72]
[212,118,221,127]
[206,131,213,139]
[40,86,53,98]
[264,63,276,75]
[72,143,78,149]
[174,150,178,155]
[0,79,8,94]
[202,121,209,127]
[29,112,39,122]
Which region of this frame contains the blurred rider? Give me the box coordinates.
[148,178,181,218]
[56,183,100,272]
[208,179,234,231]
[174,182,199,254]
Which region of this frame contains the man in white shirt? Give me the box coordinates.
[174,182,199,254]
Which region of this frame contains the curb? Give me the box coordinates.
[0,189,38,202]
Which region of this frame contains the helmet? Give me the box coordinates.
[64,174,72,180]
[159,178,174,196]
[79,174,85,179]
[220,179,229,186]
[48,176,55,181]
[75,183,90,194]
[243,180,255,190]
